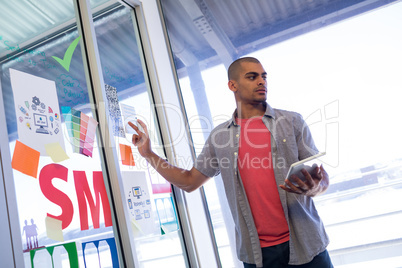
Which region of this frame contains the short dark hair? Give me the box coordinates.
[228,57,261,81]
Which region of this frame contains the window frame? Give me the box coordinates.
[0,0,221,267]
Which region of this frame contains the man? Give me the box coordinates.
[129,57,333,267]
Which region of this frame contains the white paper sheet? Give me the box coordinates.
[121,171,159,237]
[10,69,65,156]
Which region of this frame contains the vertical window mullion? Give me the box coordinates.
[73,0,140,267]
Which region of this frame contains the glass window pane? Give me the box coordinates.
[92,3,188,267]
[0,0,111,57]
[0,1,122,267]
[160,0,402,267]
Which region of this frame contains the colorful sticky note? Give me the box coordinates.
[61,106,74,142]
[45,216,64,242]
[130,218,143,236]
[44,142,69,163]
[82,117,98,157]
[79,113,89,154]
[71,109,81,153]
[61,107,98,157]
[119,144,135,166]
[61,106,72,128]
[11,140,40,178]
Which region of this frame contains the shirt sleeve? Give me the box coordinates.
[295,113,319,160]
[194,134,221,178]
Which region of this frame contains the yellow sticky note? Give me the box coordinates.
[45,142,69,163]
[45,216,64,242]
[130,218,143,237]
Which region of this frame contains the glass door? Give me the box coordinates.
[0,0,122,267]
[90,2,189,267]
[0,0,188,267]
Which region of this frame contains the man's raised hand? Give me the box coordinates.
[128,119,152,157]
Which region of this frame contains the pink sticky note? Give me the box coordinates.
[82,117,98,157]
[80,113,89,154]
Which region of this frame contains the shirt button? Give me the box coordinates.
[234,152,238,155]
[236,134,239,138]
[283,139,286,142]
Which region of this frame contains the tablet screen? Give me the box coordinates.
[285,152,326,179]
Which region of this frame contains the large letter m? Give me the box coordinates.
[73,171,113,230]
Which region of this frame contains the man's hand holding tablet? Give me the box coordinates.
[279,152,329,197]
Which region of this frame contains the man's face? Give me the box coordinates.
[230,62,268,104]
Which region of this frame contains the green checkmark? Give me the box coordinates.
[52,36,81,72]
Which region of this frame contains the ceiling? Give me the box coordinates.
[0,0,112,58]
[159,0,401,70]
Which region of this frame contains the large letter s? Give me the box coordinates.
[39,164,74,229]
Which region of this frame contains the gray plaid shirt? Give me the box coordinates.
[194,103,329,267]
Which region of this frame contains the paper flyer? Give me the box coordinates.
[10,69,65,156]
[120,103,138,135]
[121,171,159,237]
[105,84,125,138]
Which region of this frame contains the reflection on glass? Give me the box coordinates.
[0,0,111,56]
[93,4,187,267]
[0,0,118,267]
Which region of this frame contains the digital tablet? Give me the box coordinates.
[285,152,326,179]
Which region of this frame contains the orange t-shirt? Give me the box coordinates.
[237,117,289,247]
